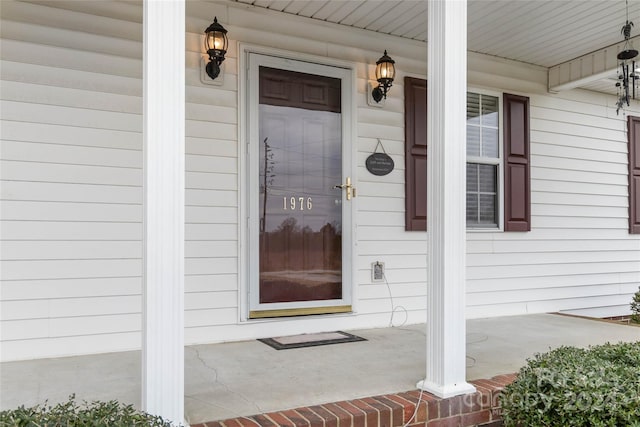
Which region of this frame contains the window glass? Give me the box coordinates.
[481,95,499,127]
[478,164,496,193]
[466,163,477,192]
[482,128,499,158]
[467,126,481,157]
[466,93,500,228]
[467,93,481,124]
[466,193,478,224]
[479,194,497,224]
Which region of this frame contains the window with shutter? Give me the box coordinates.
[628,115,640,234]
[403,82,530,232]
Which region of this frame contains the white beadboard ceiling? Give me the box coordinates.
[11,0,640,95]
[233,0,640,69]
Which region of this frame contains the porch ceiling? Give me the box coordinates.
[234,0,640,96]
[15,0,640,96]
[235,0,640,69]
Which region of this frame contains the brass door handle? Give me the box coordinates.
[334,177,356,200]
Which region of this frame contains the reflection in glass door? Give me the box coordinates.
[259,66,342,304]
[248,58,352,318]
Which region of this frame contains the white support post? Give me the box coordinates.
[418,0,476,398]
[142,0,185,424]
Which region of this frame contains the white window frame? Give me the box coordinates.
[466,88,504,231]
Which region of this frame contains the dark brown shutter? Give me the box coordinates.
[404,77,427,231]
[628,116,640,234]
[503,93,531,232]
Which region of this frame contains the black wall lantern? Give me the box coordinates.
[204,17,228,80]
[372,50,396,103]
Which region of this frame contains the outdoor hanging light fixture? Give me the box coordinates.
[616,0,638,114]
[372,50,396,103]
[204,17,228,80]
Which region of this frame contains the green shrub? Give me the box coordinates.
[632,286,640,324]
[501,342,640,427]
[0,395,177,427]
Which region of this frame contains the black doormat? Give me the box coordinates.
[258,331,366,350]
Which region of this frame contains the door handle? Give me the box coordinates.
[334,177,356,200]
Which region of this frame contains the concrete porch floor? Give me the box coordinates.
[1,313,639,426]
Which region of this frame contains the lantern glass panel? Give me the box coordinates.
[376,61,395,81]
[206,31,227,52]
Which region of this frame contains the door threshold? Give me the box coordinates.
[249,305,352,319]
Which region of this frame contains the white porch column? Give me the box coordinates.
[418,0,476,398]
[142,0,185,424]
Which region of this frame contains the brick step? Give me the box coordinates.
[192,374,516,427]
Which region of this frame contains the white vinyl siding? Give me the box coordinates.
[356,78,428,322]
[0,3,144,360]
[467,92,640,318]
[1,1,639,361]
[0,1,240,360]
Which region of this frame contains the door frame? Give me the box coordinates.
[238,45,358,321]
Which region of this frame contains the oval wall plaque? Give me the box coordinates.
[366,152,394,176]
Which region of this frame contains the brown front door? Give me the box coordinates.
[254,65,345,315]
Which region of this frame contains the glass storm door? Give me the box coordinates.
[248,54,353,318]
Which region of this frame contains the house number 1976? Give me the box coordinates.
[283,196,313,211]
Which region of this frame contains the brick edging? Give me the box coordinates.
[192,373,516,427]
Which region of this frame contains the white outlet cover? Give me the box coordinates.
[371,261,385,282]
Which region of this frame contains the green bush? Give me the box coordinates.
[0,395,177,427]
[631,286,640,324]
[501,342,640,427]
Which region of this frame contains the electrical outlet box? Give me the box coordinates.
[371,261,385,282]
